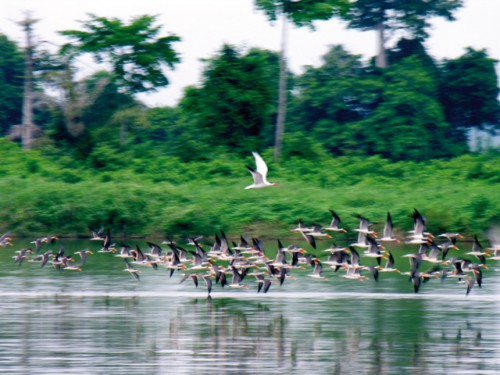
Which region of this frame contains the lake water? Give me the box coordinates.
[1,239,499,374]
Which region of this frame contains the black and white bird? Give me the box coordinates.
[245,152,277,189]
[378,212,399,242]
[0,231,12,247]
[324,210,347,233]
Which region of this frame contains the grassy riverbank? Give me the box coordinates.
[0,139,498,239]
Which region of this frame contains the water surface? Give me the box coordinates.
[1,239,499,374]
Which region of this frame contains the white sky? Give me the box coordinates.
[1,0,499,107]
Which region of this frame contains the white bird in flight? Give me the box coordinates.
[245,152,277,189]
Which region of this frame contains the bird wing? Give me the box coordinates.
[386,252,395,268]
[301,231,316,249]
[472,235,482,252]
[0,231,11,241]
[203,276,212,294]
[103,228,111,248]
[263,279,272,293]
[357,215,372,231]
[246,165,265,185]
[412,209,427,236]
[383,212,394,237]
[232,268,243,284]
[349,247,360,266]
[329,210,341,227]
[313,260,323,276]
[252,152,268,180]
[466,279,475,296]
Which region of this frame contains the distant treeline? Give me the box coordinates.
[0,5,498,239]
[0,10,499,162]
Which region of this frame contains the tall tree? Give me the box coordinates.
[18,14,38,149]
[59,14,181,95]
[289,45,382,154]
[291,45,376,130]
[438,48,499,132]
[254,0,349,26]
[0,34,24,135]
[360,56,463,160]
[274,15,288,163]
[254,0,349,161]
[42,55,110,139]
[342,0,463,68]
[181,45,279,155]
[290,45,464,160]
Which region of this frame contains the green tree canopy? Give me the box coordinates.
[438,48,500,131]
[254,0,349,27]
[181,45,280,155]
[0,34,24,134]
[254,0,349,161]
[289,45,466,160]
[59,14,181,94]
[289,45,382,154]
[344,0,463,38]
[341,0,463,68]
[388,38,438,75]
[361,56,464,160]
[47,70,140,160]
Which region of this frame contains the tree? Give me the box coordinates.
[360,56,464,160]
[181,45,279,155]
[9,14,63,148]
[290,45,465,160]
[59,14,181,95]
[438,48,500,132]
[388,38,438,76]
[0,34,24,135]
[289,45,382,154]
[143,106,182,151]
[254,0,349,161]
[45,69,139,159]
[18,14,38,149]
[342,0,463,68]
[254,0,349,26]
[43,57,109,140]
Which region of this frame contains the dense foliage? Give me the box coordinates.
[0,35,24,134]
[439,48,500,130]
[181,45,279,155]
[0,138,498,239]
[254,0,349,26]
[59,14,181,94]
[342,0,463,38]
[0,7,498,239]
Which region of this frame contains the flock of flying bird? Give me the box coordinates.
[2,208,500,297]
[1,152,499,296]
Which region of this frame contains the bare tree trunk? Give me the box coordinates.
[273,13,288,163]
[375,21,387,69]
[19,14,37,150]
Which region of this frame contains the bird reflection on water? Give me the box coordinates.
[0,286,499,373]
[1,230,500,373]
